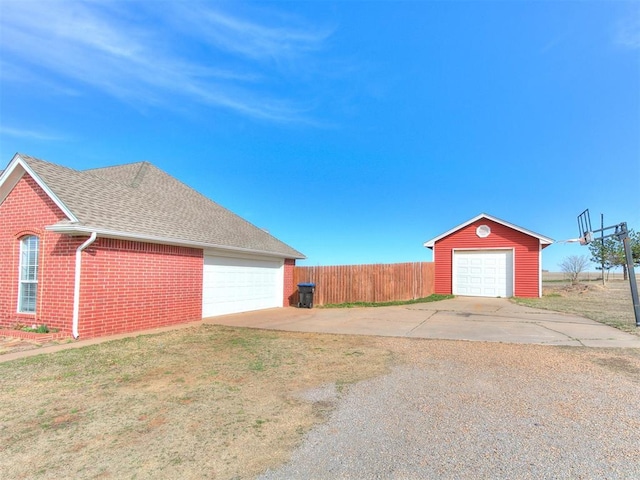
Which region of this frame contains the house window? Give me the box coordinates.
[18,235,39,313]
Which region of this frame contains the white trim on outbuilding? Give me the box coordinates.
[424,213,553,248]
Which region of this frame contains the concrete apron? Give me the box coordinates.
[207,297,640,348]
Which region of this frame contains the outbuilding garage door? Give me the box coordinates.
[203,255,283,317]
[453,250,513,297]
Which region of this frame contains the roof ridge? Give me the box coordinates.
[130,162,150,188]
[84,160,149,172]
[18,153,81,173]
[108,163,304,254]
[83,162,152,189]
[147,167,296,245]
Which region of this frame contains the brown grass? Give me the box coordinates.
[0,326,397,479]
[1,283,639,479]
[513,279,639,334]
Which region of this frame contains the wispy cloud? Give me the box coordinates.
[614,15,640,49]
[0,126,66,141]
[0,1,334,123]
[0,60,82,97]
[171,3,331,62]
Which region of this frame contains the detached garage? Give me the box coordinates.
[424,213,553,298]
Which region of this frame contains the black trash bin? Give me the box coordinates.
[298,283,316,308]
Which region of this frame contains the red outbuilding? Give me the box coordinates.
[424,213,553,298]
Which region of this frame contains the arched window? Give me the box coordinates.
[18,235,39,313]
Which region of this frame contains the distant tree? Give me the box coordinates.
[588,229,640,280]
[630,230,640,265]
[588,237,623,282]
[559,255,590,284]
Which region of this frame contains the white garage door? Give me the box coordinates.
[203,255,283,317]
[453,250,513,298]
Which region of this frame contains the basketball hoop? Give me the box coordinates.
[580,232,593,245]
[577,210,592,244]
[554,236,589,245]
[575,208,640,327]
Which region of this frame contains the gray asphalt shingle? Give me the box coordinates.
[18,154,304,258]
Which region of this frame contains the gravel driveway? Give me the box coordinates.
[259,341,640,479]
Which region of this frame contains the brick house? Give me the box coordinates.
[424,213,553,298]
[0,153,304,339]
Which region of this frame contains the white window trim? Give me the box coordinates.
[18,235,39,314]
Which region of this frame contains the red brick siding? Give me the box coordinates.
[79,239,203,338]
[434,219,541,298]
[283,258,296,306]
[1,173,204,339]
[0,175,76,333]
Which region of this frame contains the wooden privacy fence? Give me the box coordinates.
[292,262,435,306]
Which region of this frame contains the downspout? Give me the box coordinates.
[72,232,97,339]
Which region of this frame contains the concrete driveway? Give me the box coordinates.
[207,297,640,348]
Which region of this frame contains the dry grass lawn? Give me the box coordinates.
[513,279,639,334]
[1,282,639,479]
[0,326,397,479]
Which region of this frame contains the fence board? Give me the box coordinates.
[292,262,435,306]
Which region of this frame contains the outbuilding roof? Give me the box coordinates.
[0,153,304,259]
[423,213,554,248]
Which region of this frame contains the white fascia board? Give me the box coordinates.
[424,212,554,248]
[481,213,554,245]
[0,154,78,222]
[203,248,287,264]
[0,156,28,205]
[46,224,305,259]
[424,213,487,248]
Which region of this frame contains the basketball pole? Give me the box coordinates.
[577,210,640,327]
[621,230,640,327]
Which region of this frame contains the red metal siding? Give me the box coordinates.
[434,219,541,298]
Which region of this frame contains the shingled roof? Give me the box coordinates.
[1,153,304,259]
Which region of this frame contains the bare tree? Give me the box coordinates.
[559,255,590,284]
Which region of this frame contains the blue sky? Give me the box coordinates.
[1,1,638,271]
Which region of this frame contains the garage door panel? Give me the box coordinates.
[453,250,513,298]
[203,255,283,317]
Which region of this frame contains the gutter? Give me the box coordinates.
[72,232,97,339]
[46,224,306,259]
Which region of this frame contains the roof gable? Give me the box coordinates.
[423,213,554,248]
[0,153,78,222]
[1,153,304,259]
